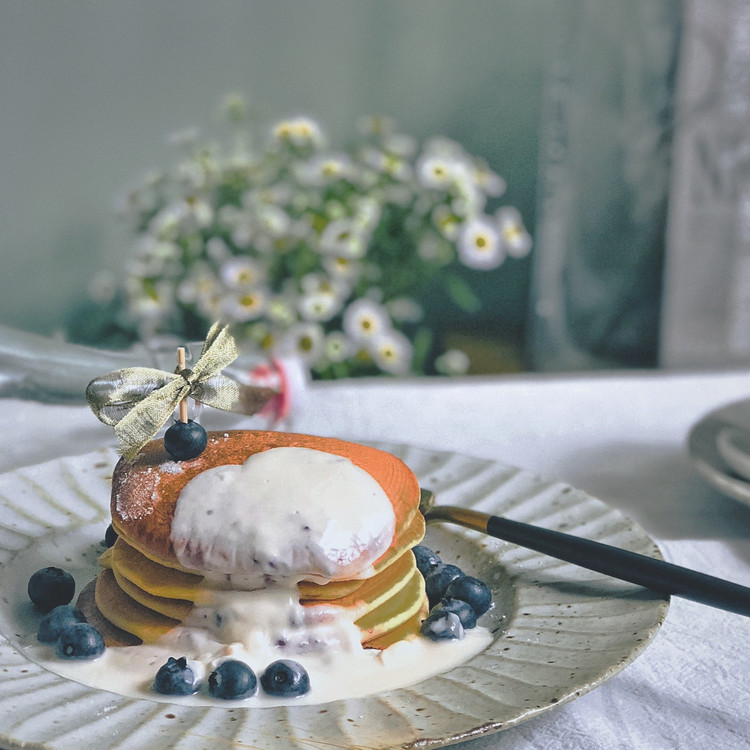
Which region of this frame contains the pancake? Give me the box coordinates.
[109,430,421,572]
[93,430,428,651]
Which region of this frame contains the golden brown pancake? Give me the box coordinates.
[94,430,428,650]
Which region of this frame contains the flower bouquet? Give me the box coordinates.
[108,96,530,378]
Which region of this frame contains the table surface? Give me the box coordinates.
[2,367,750,750]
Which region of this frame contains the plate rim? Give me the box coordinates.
[0,441,669,750]
[688,398,750,507]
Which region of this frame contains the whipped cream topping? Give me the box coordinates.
[170,447,396,585]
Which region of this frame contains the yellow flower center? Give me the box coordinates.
[322,161,340,177]
[381,345,397,360]
[503,224,522,243]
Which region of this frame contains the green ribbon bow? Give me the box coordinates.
[86,323,241,461]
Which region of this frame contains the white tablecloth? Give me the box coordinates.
[2,368,750,749]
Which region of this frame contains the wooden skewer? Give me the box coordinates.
[177,347,188,424]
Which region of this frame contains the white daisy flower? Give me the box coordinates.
[129,238,180,277]
[359,146,413,181]
[416,154,462,190]
[277,322,325,364]
[149,203,187,241]
[271,116,325,149]
[186,197,213,228]
[451,167,485,215]
[222,288,268,322]
[352,196,381,232]
[434,349,470,376]
[298,290,343,323]
[319,219,366,258]
[370,330,413,375]
[473,159,506,197]
[382,133,418,159]
[127,280,174,320]
[255,204,291,238]
[176,264,219,305]
[457,217,504,270]
[323,331,353,363]
[300,272,350,298]
[342,298,391,342]
[295,154,354,186]
[431,205,460,240]
[322,255,362,281]
[196,287,224,319]
[496,206,532,258]
[220,257,265,289]
[242,185,294,209]
[266,295,297,327]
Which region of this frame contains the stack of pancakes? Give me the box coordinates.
[93,430,428,650]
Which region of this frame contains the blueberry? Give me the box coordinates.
[433,597,477,630]
[413,545,442,577]
[55,623,105,660]
[260,659,310,697]
[37,605,87,644]
[104,523,118,548]
[154,656,200,696]
[444,575,492,617]
[424,563,463,608]
[27,567,75,613]
[164,419,208,461]
[420,610,464,641]
[208,659,257,700]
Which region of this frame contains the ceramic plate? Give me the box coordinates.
[0,444,668,750]
[688,398,750,507]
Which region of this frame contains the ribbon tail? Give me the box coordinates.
[193,323,238,379]
[114,380,188,461]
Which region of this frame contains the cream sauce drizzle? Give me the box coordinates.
[170,447,396,585]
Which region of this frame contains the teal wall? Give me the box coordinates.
[0,1,551,341]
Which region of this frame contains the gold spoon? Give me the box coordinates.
[419,489,750,617]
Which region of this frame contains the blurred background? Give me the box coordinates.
[0,0,746,376]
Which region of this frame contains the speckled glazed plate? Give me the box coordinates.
[0,443,668,750]
[688,398,750,507]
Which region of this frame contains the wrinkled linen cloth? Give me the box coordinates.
[1,368,749,750]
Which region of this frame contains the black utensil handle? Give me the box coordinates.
[487,515,750,616]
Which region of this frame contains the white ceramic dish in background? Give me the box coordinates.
[0,443,668,750]
[688,398,750,507]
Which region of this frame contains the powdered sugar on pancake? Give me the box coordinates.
[114,467,161,522]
